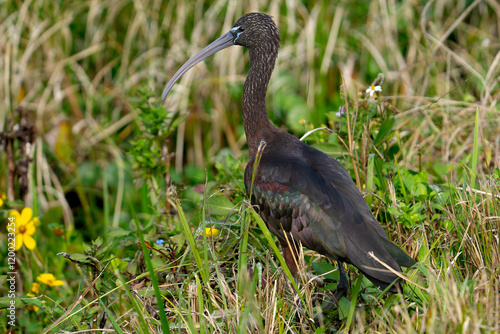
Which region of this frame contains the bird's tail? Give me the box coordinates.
[360,238,416,293]
[349,236,417,293]
[381,238,417,268]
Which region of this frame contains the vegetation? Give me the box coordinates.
[1,0,499,333]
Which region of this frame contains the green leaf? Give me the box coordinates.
[431,214,442,221]
[110,258,127,271]
[312,262,339,280]
[70,253,93,262]
[94,236,103,248]
[337,296,350,320]
[414,170,428,183]
[374,117,395,145]
[0,297,24,308]
[413,183,428,197]
[150,257,164,269]
[402,176,415,192]
[108,228,130,238]
[207,195,235,216]
[21,296,44,309]
[59,252,101,267]
[387,207,402,216]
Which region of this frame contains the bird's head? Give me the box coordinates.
[230,13,280,49]
[162,12,280,101]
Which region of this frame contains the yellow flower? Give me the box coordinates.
[37,273,63,287]
[31,283,40,294]
[9,208,37,250]
[201,227,220,238]
[0,193,6,207]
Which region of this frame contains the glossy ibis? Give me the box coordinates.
[162,13,416,298]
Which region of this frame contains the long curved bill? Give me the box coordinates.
[162,31,235,101]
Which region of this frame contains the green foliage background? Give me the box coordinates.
[0,0,499,333]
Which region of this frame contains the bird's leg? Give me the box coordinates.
[334,261,349,301]
[314,261,350,327]
[321,262,349,310]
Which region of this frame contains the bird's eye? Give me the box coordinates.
[231,26,245,39]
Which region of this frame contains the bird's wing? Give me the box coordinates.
[246,154,348,255]
[306,146,417,269]
[245,149,406,287]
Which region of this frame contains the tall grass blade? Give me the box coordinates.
[470,107,479,189]
[344,276,362,331]
[176,198,210,284]
[195,274,205,331]
[237,209,250,291]
[131,207,171,334]
[366,153,375,205]
[241,140,265,290]
[115,271,152,334]
[102,169,109,244]
[249,209,313,320]
[394,156,408,202]
[98,297,125,334]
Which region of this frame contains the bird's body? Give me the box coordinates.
[244,126,413,291]
[163,12,415,296]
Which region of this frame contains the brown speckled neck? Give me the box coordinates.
[241,20,280,157]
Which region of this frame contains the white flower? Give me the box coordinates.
[366,85,382,97]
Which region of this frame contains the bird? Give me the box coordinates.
[162,12,416,300]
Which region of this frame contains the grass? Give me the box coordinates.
[0,0,499,333]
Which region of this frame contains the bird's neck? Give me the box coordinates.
[242,47,278,156]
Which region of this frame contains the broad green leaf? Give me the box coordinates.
[387,207,402,217]
[338,296,351,320]
[21,296,44,309]
[413,183,428,197]
[207,195,235,216]
[312,262,340,280]
[108,228,130,238]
